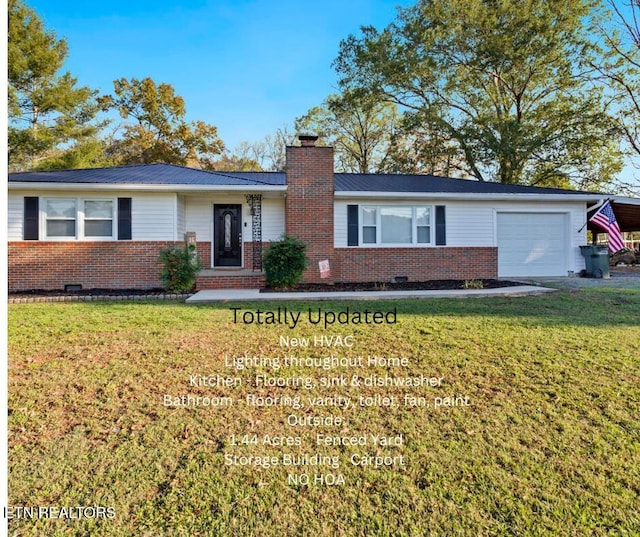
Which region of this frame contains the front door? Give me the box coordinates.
[214,204,242,267]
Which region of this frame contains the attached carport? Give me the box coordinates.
[588,198,640,237]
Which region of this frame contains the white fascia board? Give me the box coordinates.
[334,191,604,202]
[611,195,640,205]
[8,182,287,194]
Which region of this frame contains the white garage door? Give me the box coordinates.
[497,213,568,277]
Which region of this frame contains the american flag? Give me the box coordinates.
[589,201,625,253]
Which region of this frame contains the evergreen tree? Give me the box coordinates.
[8,0,104,170]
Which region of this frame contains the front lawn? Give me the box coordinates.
[7,289,640,536]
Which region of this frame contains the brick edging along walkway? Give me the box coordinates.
[9,293,193,304]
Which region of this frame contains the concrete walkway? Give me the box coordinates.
[185,285,554,303]
[186,268,640,303]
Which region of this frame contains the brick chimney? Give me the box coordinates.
[285,135,335,283]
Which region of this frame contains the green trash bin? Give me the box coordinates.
[580,245,610,279]
[580,245,595,276]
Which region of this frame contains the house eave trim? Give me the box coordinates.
[8,182,287,193]
[334,191,605,202]
[611,195,640,205]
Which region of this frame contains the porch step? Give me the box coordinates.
[196,270,265,290]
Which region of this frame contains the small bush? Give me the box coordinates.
[263,236,309,288]
[462,279,484,289]
[159,243,202,293]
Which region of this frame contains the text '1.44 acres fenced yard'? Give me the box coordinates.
[7,288,640,536]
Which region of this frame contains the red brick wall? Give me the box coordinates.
[278,139,499,284]
[8,242,498,292]
[195,242,211,269]
[243,241,271,271]
[285,140,335,283]
[196,274,265,290]
[334,247,498,282]
[8,241,211,292]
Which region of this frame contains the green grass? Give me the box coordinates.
[8,289,640,536]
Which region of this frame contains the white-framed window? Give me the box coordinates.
[45,199,77,238]
[360,205,433,246]
[43,197,116,240]
[84,200,114,237]
[362,206,377,244]
[415,206,431,244]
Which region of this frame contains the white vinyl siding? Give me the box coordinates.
[444,202,495,246]
[7,191,286,244]
[335,199,587,274]
[184,195,285,243]
[177,196,186,238]
[7,193,24,241]
[261,198,286,241]
[8,191,178,241]
[131,194,177,240]
[184,197,214,240]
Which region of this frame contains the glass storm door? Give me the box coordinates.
[214,204,242,266]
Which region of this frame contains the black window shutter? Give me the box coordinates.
[347,204,359,246]
[24,197,39,240]
[117,198,132,240]
[435,205,446,246]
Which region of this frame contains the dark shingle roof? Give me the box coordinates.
[8,163,286,186]
[9,164,598,196]
[334,173,596,195]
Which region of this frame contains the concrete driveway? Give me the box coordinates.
[519,267,640,290]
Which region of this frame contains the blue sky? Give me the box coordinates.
[26,0,413,151]
[19,0,640,187]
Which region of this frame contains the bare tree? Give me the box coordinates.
[260,126,298,171]
[593,1,640,160]
[206,125,297,172]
